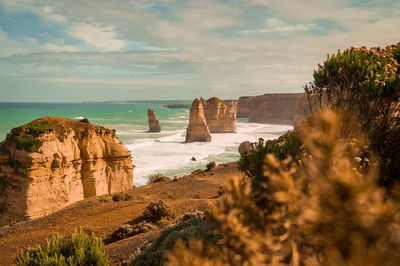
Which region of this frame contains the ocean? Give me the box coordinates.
[0,102,293,186]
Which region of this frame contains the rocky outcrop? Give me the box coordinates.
[204,97,237,133]
[0,117,133,221]
[237,96,253,118]
[249,93,303,124]
[147,109,161,132]
[185,99,211,143]
[223,100,238,115]
[238,141,254,154]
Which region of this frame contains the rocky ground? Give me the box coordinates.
[0,162,243,266]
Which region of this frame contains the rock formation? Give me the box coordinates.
[237,96,253,118]
[223,100,238,115]
[238,141,254,154]
[249,93,303,124]
[147,109,161,132]
[185,99,211,143]
[0,117,134,221]
[204,97,237,133]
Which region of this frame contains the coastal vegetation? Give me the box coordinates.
[0,120,51,153]
[15,229,108,266]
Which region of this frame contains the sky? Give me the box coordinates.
[0,0,399,102]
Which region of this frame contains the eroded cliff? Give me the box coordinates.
[0,117,133,222]
[204,97,237,133]
[249,93,303,124]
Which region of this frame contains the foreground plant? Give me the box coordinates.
[166,110,400,265]
[15,228,108,266]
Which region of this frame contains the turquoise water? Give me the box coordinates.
[0,102,293,185]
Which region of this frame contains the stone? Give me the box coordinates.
[223,100,238,115]
[237,96,253,118]
[147,109,161,132]
[249,93,303,124]
[204,97,237,133]
[185,99,211,143]
[238,141,254,154]
[0,117,134,221]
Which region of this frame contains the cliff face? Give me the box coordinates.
[237,96,253,118]
[204,97,237,133]
[0,117,133,221]
[223,100,238,115]
[147,109,161,132]
[185,99,212,143]
[249,93,303,124]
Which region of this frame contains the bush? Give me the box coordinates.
[142,201,171,222]
[238,132,302,181]
[131,219,216,266]
[205,161,216,171]
[305,43,400,187]
[15,228,108,266]
[147,174,170,184]
[105,222,158,244]
[112,193,133,202]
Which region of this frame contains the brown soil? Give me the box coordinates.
[0,162,243,266]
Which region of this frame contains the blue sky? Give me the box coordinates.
[0,0,399,102]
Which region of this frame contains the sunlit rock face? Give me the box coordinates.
[0,117,133,222]
[204,97,237,133]
[147,109,161,132]
[185,99,212,143]
[223,100,238,115]
[249,93,303,124]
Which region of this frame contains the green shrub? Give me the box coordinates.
[238,132,301,180]
[131,219,216,266]
[305,43,400,187]
[2,120,52,153]
[15,228,108,266]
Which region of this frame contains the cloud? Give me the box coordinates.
[0,0,400,102]
[68,23,125,51]
[238,17,317,34]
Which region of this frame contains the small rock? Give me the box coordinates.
[191,157,197,161]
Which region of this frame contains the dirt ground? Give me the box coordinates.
[0,162,244,266]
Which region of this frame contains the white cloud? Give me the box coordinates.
[69,23,125,51]
[239,17,316,34]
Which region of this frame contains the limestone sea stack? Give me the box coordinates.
[204,97,237,133]
[147,109,161,132]
[185,99,211,143]
[0,117,133,222]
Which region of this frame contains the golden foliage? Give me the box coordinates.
[166,110,400,266]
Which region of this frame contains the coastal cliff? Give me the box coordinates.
[204,97,237,133]
[237,96,253,118]
[293,93,311,128]
[185,99,211,142]
[248,93,303,124]
[0,117,133,221]
[147,109,161,132]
